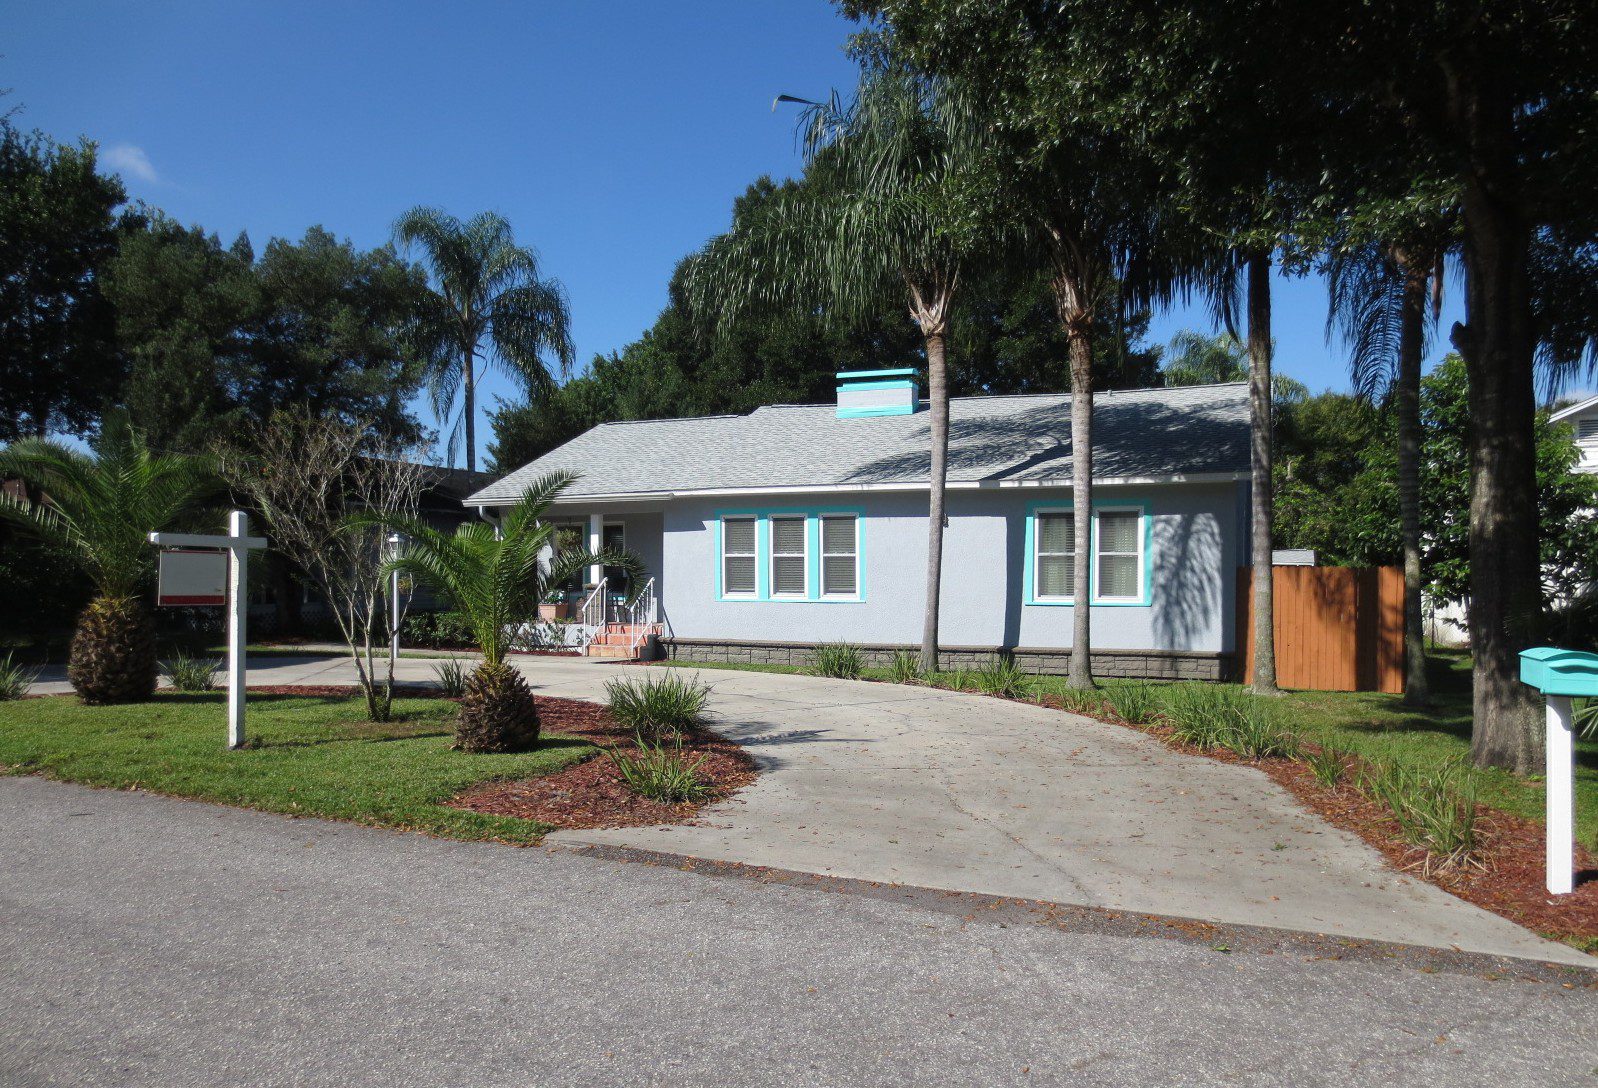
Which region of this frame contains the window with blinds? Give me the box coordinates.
[820,514,858,597]
[769,516,808,597]
[1095,510,1142,600]
[1034,512,1075,600]
[1578,418,1598,443]
[722,517,756,596]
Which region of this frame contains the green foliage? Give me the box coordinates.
[0,523,92,653]
[392,207,572,470]
[1225,701,1300,760]
[163,650,220,693]
[1360,758,1480,871]
[888,649,923,684]
[0,121,125,441]
[433,657,469,698]
[456,661,539,753]
[1051,687,1104,715]
[0,652,40,700]
[809,642,865,680]
[971,655,1030,699]
[1160,685,1254,751]
[604,673,709,742]
[402,611,476,650]
[1102,681,1158,724]
[1305,744,1349,789]
[360,473,636,665]
[0,415,218,600]
[608,734,711,804]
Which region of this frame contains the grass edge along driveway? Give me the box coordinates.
[0,691,593,844]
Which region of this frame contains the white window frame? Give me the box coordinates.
[1091,506,1146,605]
[767,514,809,599]
[720,516,757,599]
[819,513,860,599]
[1032,507,1077,603]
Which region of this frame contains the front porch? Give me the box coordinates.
[540,505,665,660]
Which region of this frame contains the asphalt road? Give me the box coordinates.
[4,776,1597,1088]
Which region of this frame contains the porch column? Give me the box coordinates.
[588,512,604,588]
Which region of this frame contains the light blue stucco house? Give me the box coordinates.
[465,372,1251,679]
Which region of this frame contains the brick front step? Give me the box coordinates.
[585,643,638,659]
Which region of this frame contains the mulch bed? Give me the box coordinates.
[1034,692,1598,948]
[446,695,758,831]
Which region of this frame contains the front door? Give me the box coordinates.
[603,522,629,595]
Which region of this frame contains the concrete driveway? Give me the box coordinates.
[23,651,1590,964]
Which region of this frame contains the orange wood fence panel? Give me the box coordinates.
[1235,565,1404,694]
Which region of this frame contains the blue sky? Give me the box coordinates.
[8,1,1471,464]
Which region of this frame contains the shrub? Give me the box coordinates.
[1223,701,1299,760]
[163,650,220,693]
[1102,681,1158,724]
[433,656,469,697]
[0,652,40,700]
[608,734,711,803]
[1305,744,1349,789]
[401,610,476,650]
[1053,686,1104,715]
[972,655,1030,699]
[888,649,922,685]
[1360,758,1479,871]
[809,641,864,679]
[605,673,709,741]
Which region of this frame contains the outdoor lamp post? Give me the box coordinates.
[1518,647,1598,895]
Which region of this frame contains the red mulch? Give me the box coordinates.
[446,695,757,831]
[1035,692,1598,947]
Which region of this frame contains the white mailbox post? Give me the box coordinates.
[1518,647,1598,895]
[151,511,267,749]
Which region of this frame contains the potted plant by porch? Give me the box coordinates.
[355,472,637,753]
[537,590,572,622]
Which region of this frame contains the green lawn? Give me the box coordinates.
[664,651,1598,843]
[0,691,594,843]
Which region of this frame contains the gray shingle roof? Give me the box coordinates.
[466,382,1250,505]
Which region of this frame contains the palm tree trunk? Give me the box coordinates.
[1067,324,1095,689]
[463,347,477,474]
[1246,251,1280,694]
[920,329,950,674]
[1393,248,1430,707]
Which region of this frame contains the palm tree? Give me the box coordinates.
[359,472,635,752]
[1327,237,1451,707]
[392,208,574,472]
[0,415,217,703]
[690,62,994,673]
[1162,329,1309,402]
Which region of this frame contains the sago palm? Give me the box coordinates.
[393,207,574,472]
[690,61,995,672]
[0,415,218,703]
[359,471,636,752]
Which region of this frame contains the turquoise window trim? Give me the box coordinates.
[713,506,866,603]
[1022,499,1153,608]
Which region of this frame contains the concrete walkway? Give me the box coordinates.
[23,652,1591,964]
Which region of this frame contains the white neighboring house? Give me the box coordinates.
[1429,395,1598,645]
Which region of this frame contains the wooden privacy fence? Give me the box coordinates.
[1235,566,1404,694]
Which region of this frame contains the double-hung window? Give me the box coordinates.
[820,514,859,598]
[1094,509,1143,602]
[721,516,757,597]
[1033,511,1075,601]
[769,515,808,598]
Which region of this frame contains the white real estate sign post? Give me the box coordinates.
[151,511,267,749]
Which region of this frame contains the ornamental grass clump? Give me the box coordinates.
[1159,684,1250,750]
[605,673,709,742]
[888,649,922,685]
[433,656,469,698]
[1222,700,1300,760]
[164,650,220,693]
[1102,681,1158,724]
[1360,758,1480,872]
[809,642,864,680]
[972,655,1030,699]
[0,653,40,701]
[608,734,712,803]
[1306,744,1350,789]
[1053,686,1104,715]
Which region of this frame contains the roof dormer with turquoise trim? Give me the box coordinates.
[836,368,920,419]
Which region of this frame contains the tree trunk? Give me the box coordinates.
[920,329,950,674]
[1393,248,1430,707]
[1051,267,1096,690]
[463,348,477,474]
[1448,74,1543,772]
[1246,252,1280,694]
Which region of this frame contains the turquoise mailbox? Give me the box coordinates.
[1519,647,1598,697]
[1518,647,1598,895]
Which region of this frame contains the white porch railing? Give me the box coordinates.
[577,578,607,651]
[575,576,660,655]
